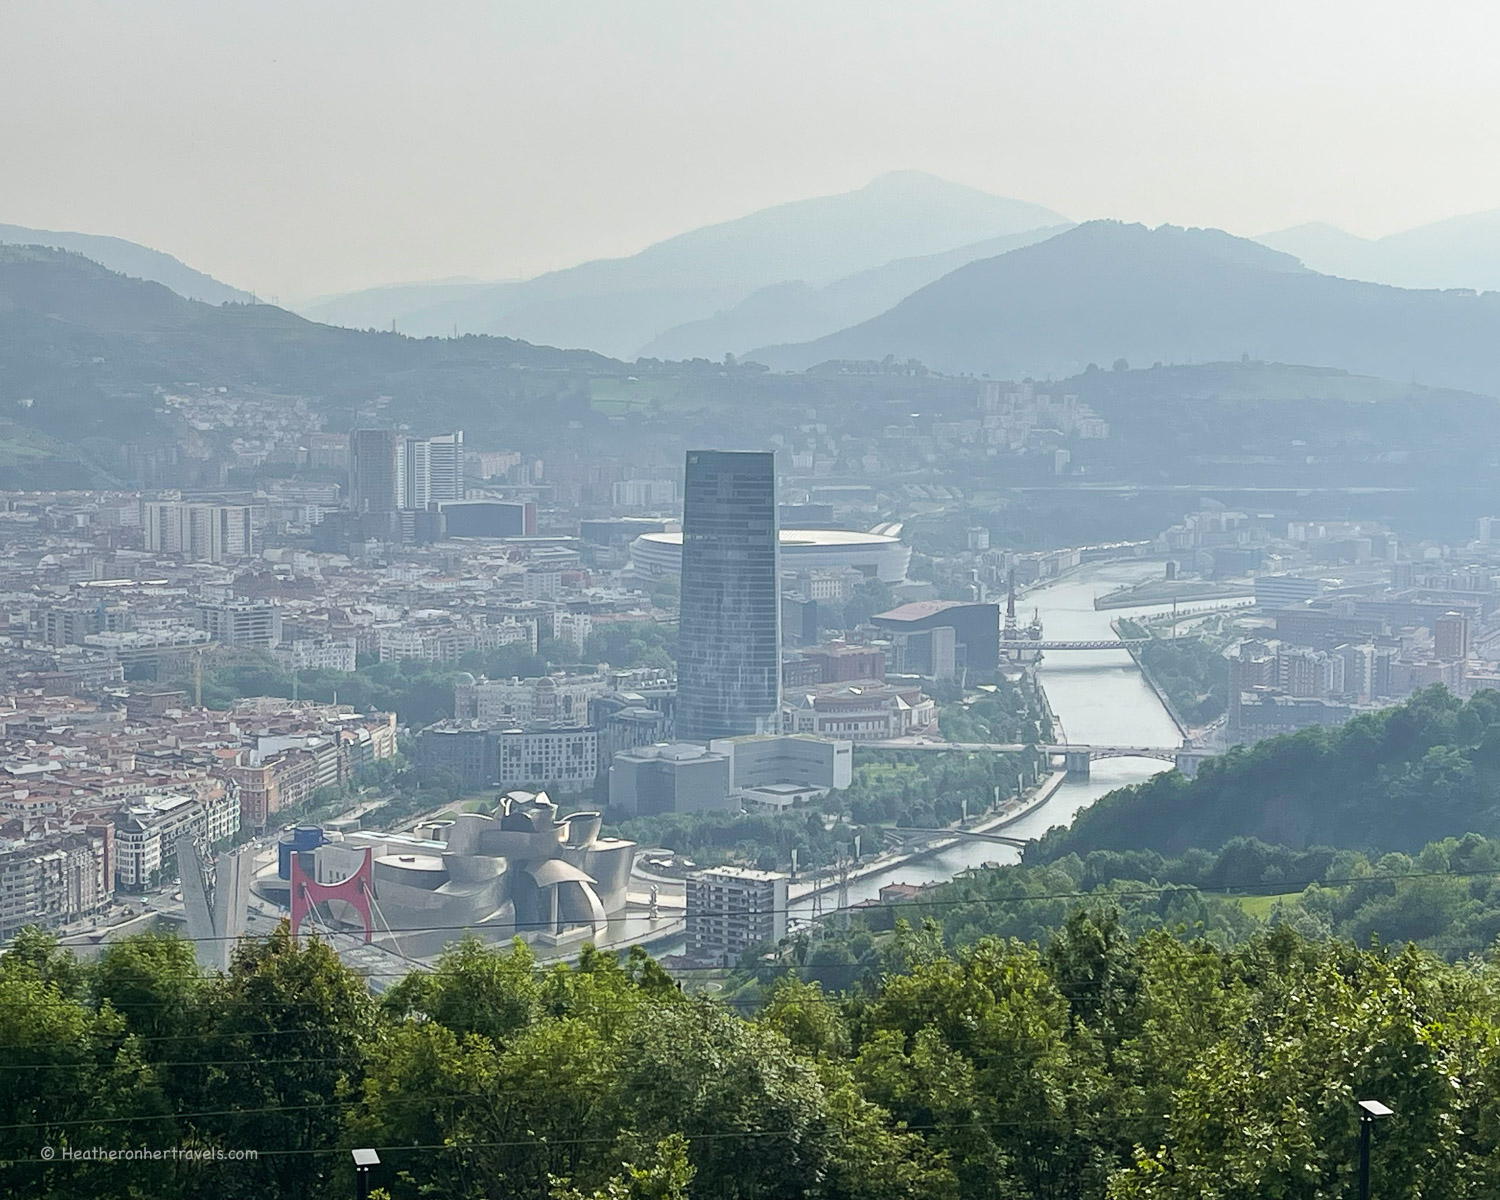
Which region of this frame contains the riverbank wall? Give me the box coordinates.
[1112,626,1190,742]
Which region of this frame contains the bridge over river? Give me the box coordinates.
[997,639,1150,651]
[869,739,1210,779]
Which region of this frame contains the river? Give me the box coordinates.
[775,559,1187,913]
[603,560,1195,960]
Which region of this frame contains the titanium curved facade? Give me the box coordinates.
[676,450,781,742]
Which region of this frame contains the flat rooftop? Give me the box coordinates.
[873,599,990,622]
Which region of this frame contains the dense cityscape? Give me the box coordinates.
[14,5,1500,1197]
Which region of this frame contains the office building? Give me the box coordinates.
[196,599,282,648]
[349,429,400,514]
[1254,574,1321,609]
[710,733,853,791]
[781,595,818,647]
[350,429,463,513]
[415,723,599,795]
[676,450,781,742]
[395,430,465,510]
[686,866,788,962]
[608,742,734,815]
[426,431,464,504]
[440,500,536,537]
[871,600,1001,679]
[1436,611,1471,662]
[397,435,431,509]
[613,478,676,508]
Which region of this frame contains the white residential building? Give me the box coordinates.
[111,789,241,890]
[273,638,358,673]
[552,611,593,655]
[686,866,789,961]
[143,502,260,563]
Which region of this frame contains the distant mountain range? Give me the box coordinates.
[0,244,613,453]
[748,221,1500,396]
[0,222,253,305]
[1258,209,1500,293]
[636,225,1073,361]
[299,172,1069,358]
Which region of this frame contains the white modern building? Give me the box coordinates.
[708,733,853,809]
[613,479,677,508]
[631,528,911,584]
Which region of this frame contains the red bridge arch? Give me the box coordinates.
[290,846,374,944]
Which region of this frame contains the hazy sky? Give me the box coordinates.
[4,0,1500,300]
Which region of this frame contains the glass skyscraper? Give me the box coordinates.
[676,450,781,742]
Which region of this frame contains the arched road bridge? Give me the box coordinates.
[870,740,1209,779]
[997,639,1150,651]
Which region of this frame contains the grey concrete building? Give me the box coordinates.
[608,742,733,815]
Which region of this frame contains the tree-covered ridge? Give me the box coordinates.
[9,920,1500,1199]
[832,833,1500,964]
[1036,686,1500,858]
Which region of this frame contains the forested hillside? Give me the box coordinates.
[8,921,1500,1200]
[1035,686,1500,858]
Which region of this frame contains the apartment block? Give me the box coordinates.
[685,866,788,961]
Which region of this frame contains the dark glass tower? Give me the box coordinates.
[349,429,399,514]
[676,450,781,742]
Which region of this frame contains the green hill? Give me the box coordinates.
[751,220,1500,396]
[0,244,616,451]
[1033,687,1500,860]
[0,221,253,304]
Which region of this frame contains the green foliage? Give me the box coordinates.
[21,914,1500,1198]
[607,806,872,873]
[817,579,895,634]
[199,653,465,727]
[1039,686,1500,857]
[936,677,1053,744]
[1134,637,1228,725]
[608,748,1043,872]
[583,621,676,670]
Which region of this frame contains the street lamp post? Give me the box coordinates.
[352,1147,380,1200]
[1357,1100,1393,1200]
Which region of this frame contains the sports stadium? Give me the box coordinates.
[629,528,911,583]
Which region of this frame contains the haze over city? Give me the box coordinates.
[9,4,1500,1198]
[5,0,1500,297]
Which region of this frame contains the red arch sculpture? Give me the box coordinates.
[290,846,374,944]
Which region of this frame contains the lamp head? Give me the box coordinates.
[1358,1100,1394,1119]
[352,1148,381,1167]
